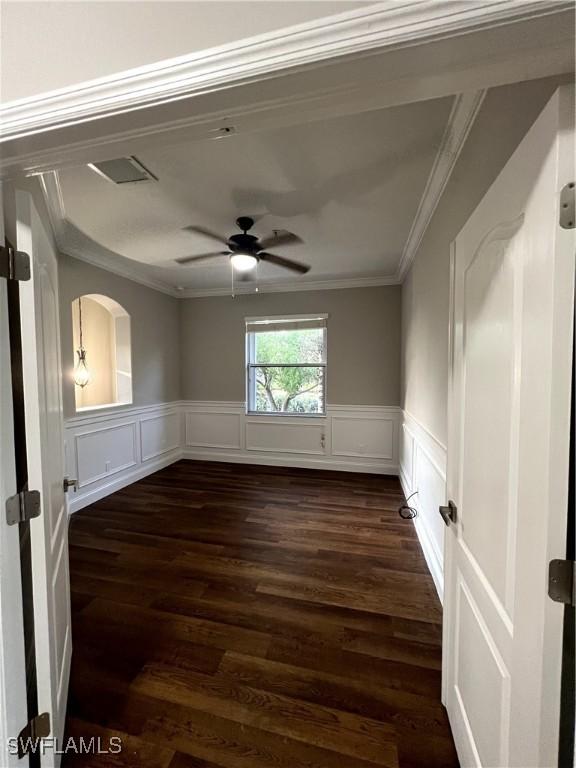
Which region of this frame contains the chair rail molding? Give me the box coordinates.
[0,0,571,167]
[399,409,447,602]
[64,400,402,513]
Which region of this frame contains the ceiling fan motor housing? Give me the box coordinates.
[229,233,260,253]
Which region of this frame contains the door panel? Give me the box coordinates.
[17,190,71,766]
[444,86,575,767]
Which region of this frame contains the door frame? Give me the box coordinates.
[0,1,573,762]
[0,189,35,767]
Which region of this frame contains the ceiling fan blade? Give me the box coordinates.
[182,225,229,245]
[259,252,310,274]
[175,251,229,265]
[258,231,303,250]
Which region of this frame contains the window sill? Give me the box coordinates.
[246,411,326,418]
[75,401,132,413]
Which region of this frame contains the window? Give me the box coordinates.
[72,294,132,411]
[246,315,327,415]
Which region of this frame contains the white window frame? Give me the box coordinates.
[245,314,327,417]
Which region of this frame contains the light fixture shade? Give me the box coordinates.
[73,348,91,388]
[230,252,257,272]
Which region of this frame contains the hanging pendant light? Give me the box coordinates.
[73,297,91,388]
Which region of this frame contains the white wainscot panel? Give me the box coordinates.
[332,416,394,459]
[245,419,325,455]
[414,442,446,565]
[186,410,241,449]
[140,411,181,462]
[400,411,447,602]
[400,423,415,489]
[75,421,137,487]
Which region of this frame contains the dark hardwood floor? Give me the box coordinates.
[64,460,459,768]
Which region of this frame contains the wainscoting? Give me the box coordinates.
[183,402,400,474]
[64,403,183,514]
[399,410,447,602]
[65,401,401,514]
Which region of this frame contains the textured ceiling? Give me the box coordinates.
[58,95,454,290]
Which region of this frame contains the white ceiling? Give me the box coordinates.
[57,95,453,292]
[1,1,372,103]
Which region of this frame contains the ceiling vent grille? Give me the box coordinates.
[87,156,157,184]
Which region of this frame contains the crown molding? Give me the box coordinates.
[1,0,571,143]
[62,244,178,297]
[396,88,486,281]
[39,170,178,296]
[39,169,399,298]
[179,275,400,299]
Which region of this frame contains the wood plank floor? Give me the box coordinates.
[63,460,459,768]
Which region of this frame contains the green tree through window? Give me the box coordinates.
[247,324,326,414]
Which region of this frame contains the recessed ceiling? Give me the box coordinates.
[56,95,453,292]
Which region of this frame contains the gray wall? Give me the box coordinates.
[59,256,181,417]
[401,75,571,445]
[181,286,401,405]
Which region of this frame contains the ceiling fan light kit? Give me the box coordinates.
[230,252,258,271]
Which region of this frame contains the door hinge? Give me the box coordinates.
[0,245,30,281]
[16,712,51,757]
[559,182,575,229]
[5,489,41,526]
[548,559,575,606]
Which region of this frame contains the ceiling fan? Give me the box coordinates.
[175,217,310,274]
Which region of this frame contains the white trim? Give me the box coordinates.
[180,275,400,297]
[40,170,178,296]
[1,1,569,142]
[399,409,447,602]
[245,312,329,323]
[74,420,138,488]
[63,242,176,297]
[181,447,397,475]
[65,399,182,427]
[396,89,486,281]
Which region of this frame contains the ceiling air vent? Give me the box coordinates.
[87,156,157,184]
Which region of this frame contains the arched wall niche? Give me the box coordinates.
[71,293,133,411]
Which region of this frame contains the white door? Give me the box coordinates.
[16,190,72,766]
[443,85,575,768]
[0,186,29,766]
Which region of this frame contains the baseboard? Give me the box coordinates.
[67,450,181,514]
[182,447,398,475]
